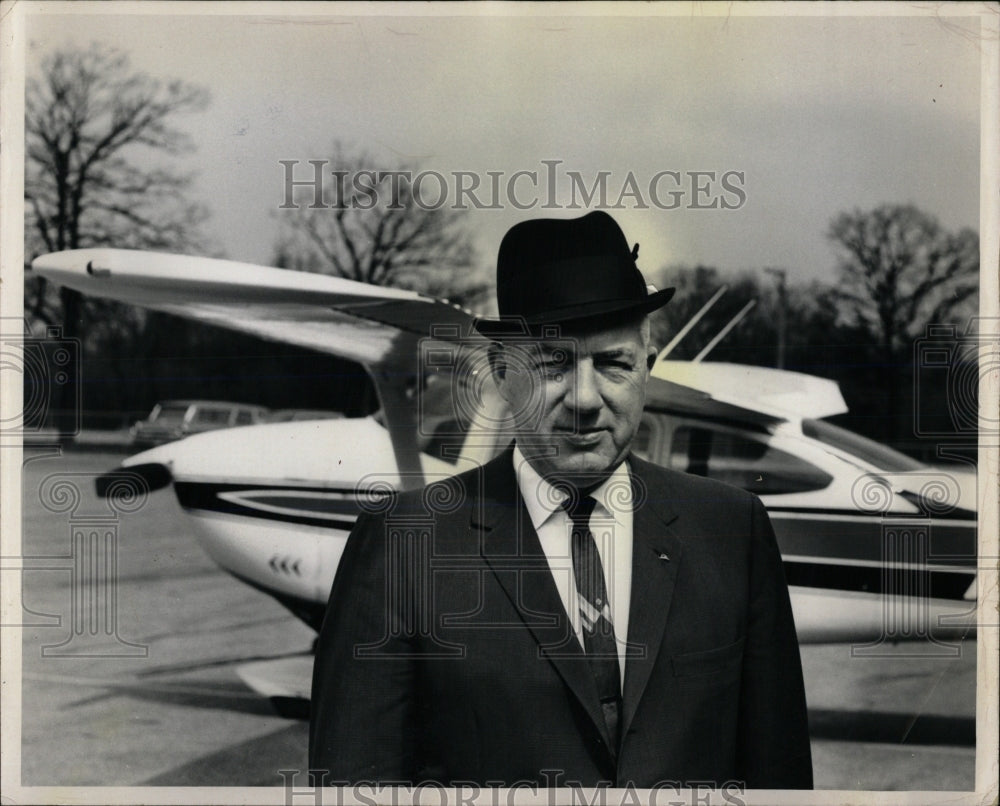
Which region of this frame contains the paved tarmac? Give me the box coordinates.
[10,449,978,794]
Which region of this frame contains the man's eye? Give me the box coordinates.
[536,353,570,372]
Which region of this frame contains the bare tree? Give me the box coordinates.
[25,44,210,323]
[24,44,210,435]
[828,203,979,439]
[828,204,979,354]
[274,143,489,310]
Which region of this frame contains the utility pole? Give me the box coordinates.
[764,267,787,369]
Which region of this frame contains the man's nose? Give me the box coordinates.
[564,361,602,413]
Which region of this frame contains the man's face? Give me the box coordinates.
[492,317,655,488]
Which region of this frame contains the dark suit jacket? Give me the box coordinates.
[310,449,812,789]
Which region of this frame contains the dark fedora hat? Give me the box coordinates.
[474,211,674,337]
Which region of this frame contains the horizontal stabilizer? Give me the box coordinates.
[651,360,847,421]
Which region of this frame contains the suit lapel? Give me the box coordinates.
[621,456,684,738]
[473,450,615,754]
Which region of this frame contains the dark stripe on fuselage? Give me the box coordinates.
[783,559,974,601]
[768,510,976,569]
[769,503,978,523]
[174,481,365,531]
[171,482,977,602]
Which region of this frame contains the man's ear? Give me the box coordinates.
[487,341,506,382]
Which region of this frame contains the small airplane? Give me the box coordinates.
[32,249,979,655]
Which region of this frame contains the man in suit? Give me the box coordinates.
[310,211,813,789]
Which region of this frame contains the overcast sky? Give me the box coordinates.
[22,4,985,290]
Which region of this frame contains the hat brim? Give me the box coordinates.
[473,286,675,338]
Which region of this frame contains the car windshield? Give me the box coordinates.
[802,418,925,472]
[194,408,232,425]
[151,404,189,424]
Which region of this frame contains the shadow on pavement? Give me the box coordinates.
[140,723,308,786]
[809,709,975,746]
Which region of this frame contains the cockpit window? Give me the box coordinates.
[669,425,833,495]
[369,341,497,464]
[802,418,924,472]
[632,415,662,462]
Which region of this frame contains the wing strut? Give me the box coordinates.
[369,332,426,492]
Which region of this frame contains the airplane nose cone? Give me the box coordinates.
[95,463,174,497]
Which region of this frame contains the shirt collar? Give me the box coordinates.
[512,444,632,531]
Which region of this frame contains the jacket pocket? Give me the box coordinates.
[670,636,745,678]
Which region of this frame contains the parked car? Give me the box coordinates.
[131,400,269,448]
[265,409,344,423]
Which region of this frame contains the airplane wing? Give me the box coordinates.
[32,248,487,488]
[30,249,480,368]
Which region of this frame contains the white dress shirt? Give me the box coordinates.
[512,445,633,688]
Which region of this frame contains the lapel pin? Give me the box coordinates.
[657,552,670,562]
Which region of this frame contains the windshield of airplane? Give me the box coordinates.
[802,418,925,472]
[370,341,496,463]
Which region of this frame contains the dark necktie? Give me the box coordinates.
[564,494,622,752]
